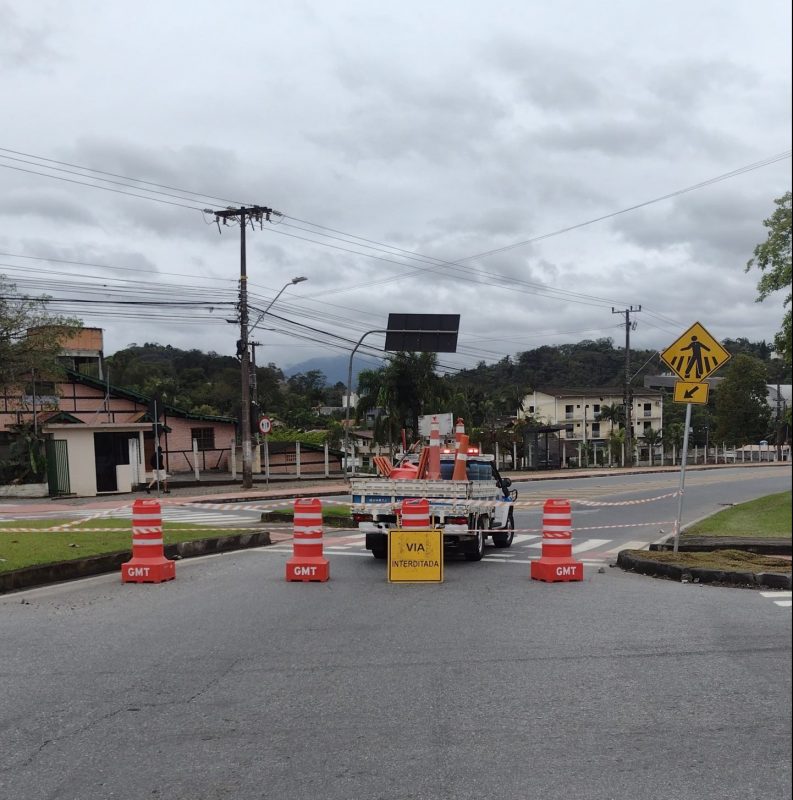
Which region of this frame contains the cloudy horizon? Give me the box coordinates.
[1,0,790,378]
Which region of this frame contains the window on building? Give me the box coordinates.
[191,427,215,451]
[528,405,535,414]
[565,404,574,420]
[643,403,652,417]
[643,421,652,431]
[591,423,601,437]
[592,404,600,414]
[23,381,58,402]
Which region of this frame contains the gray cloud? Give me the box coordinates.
[0,3,62,71]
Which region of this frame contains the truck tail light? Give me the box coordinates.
[446,516,468,525]
[353,513,373,524]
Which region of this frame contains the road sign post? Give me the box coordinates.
[258,417,271,485]
[662,323,731,552]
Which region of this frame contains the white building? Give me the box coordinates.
[519,387,664,442]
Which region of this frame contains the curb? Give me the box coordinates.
[0,530,272,594]
[259,511,353,528]
[616,550,792,590]
[649,538,792,556]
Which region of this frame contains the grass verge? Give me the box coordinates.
[262,505,351,519]
[683,491,791,539]
[0,518,248,573]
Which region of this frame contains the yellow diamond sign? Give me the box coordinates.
[661,322,731,381]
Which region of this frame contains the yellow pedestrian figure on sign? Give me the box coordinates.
[680,335,712,379]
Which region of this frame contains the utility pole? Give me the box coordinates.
[211,206,276,489]
[612,305,642,466]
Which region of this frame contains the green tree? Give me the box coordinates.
[596,403,625,433]
[355,352,447,443]
[606,428,625,465]
[0,276,82,388]
[712,354,772,445]
[640,426,664,466]
[746,191,792,366]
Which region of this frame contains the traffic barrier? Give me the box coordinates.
[400,498,431,529]
[121,498,175,583]
[427,416,441,479]
[286,498,329,582]
[530,498,583,582]
[452,434,469,480]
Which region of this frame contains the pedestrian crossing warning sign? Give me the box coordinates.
[660,322,731,381]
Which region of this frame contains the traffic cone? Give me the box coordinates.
[400,498,431,529]
[452,434,469,480]
[122,498,175,583]
[286,498,329,582]
[454,417,466,446]
[530,499,583,582]
[427,416,441,480]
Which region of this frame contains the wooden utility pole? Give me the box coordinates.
[612,305,642,466]
[211,206,275,489]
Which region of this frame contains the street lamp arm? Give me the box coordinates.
[344,329,388,476]
[249,276,307,334]
[342,327,459,477]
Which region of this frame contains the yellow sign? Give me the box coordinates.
[660,322,731,381]
[387,529,444,583]
[673,380,710,405]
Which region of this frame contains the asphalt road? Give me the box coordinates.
[1,467,790,800]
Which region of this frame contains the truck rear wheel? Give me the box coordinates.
[464,515,487,561]
[371,546,387,560]
[491,516,514,548]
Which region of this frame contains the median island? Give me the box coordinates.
[618,491,792,588]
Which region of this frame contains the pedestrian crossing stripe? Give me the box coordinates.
[261,535,649,563]
[70,508,255,525]
[760,591,792,608]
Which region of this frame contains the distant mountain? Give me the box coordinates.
[283,354,384,386]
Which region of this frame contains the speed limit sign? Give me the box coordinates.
[258,416,272,435]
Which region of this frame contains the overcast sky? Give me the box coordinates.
[1,0,791,380]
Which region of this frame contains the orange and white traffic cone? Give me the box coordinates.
[454,417,466,446]
[427,416,441,480]
[122,498,175,583]
[452,434,469,480]
[286,498,329,582]
[400,498,431,529]
[530,498,583,582]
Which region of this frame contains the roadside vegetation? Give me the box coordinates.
[622,492,792,577]
[0,518,243,573]
[682,491,791,539]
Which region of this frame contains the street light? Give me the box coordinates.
[239,275,307,489]
[249,276,307,334]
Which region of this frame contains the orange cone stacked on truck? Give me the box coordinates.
[427,416,442,480]
[530,498,583,582]
[122,498,175,583]
[454,417,466,446]
[286,497,329,582]
[452,434,469,480]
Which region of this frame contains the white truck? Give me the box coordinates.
[350,454,517,561]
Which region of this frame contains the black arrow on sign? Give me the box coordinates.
[684,386,700,399]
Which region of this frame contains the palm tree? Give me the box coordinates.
[596,403,625,434]
[606,428,625,466]
[641,427,663,466]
